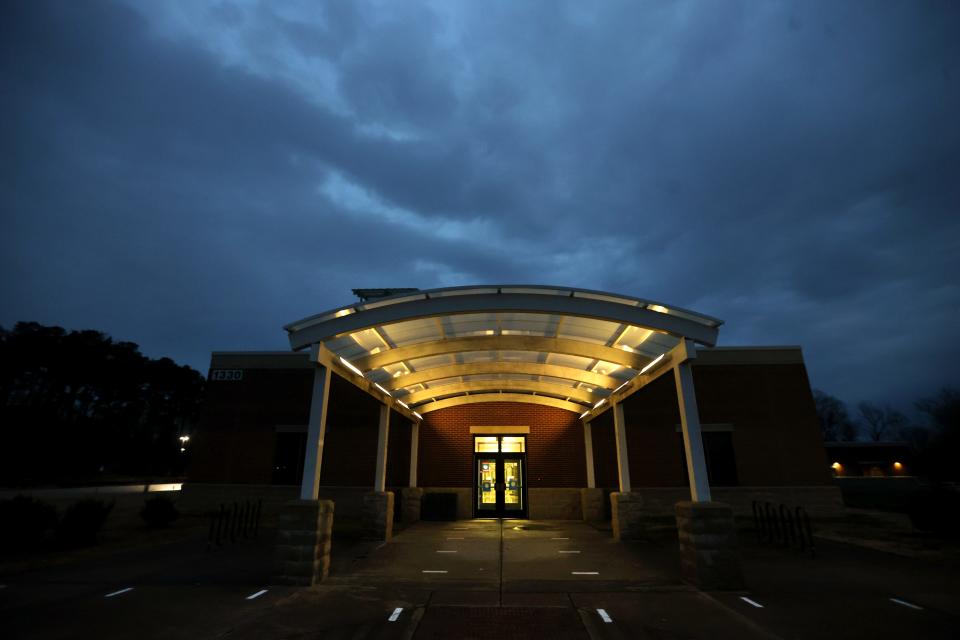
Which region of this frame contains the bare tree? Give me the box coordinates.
[858,402,908,442]
[814,389,857,441]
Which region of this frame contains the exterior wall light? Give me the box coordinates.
[893,461,903,471]
[831,462,842,473]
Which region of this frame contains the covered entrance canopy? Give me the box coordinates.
[285,285,722,419]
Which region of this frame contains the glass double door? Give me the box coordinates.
[475,454,527,518]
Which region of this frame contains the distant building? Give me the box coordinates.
[824,442,913,477]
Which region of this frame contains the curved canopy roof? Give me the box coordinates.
[285,285,722,416]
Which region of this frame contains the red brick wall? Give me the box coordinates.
[190,369,408,487]
[190,368,313,484]
[417,402,586,488]
[191,356,831,491]
[588,362,832,490]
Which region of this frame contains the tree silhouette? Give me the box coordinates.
[857,402,908,442]
[813,389,858,442]
[0,322,205,487]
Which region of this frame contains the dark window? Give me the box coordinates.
[679,431,739,487]
[272,432,307,485]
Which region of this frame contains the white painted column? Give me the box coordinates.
[675,362,711,502]
[408,419,419,488]
[583,421,596,489]
[374,404,390,492]
[612,402,631,493]
[300,364,332,501]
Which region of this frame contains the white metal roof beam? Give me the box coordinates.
[418,393,583,415]
[404,380,597,405]
[352,335,652,372]
[380,361,619,391]
[287,292,720,349]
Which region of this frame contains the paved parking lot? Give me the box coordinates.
[2,519,958,639]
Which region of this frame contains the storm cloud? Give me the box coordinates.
[2,0,958,408]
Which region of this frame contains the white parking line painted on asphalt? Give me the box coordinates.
[571,571,599,575]
[422,570,448,574]
[740,597,764,608]
[890,598,923,610]
[597,609,613,623]
[104,587,134,598]
[388,607,403,622]
[245,589,268,600]
[558,550,580,554]
[436,550,458,553]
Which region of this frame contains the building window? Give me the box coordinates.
[473,435,525,452]
[272,432,307,485]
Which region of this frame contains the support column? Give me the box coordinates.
[277,358,335,586]
[274,499,335,585]
[612,402,631,492]
[364,404,394,540]
[674,362,710,502]
[610,401,643,539]
[401,419,423,523]
[583,421,596,488]
[581,421,604,522]
[300,364,332,501]
[672,357,743,589]
[373,404,390,493]
[408,419,419,488]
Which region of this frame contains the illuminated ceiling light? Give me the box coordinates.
[613,380,630,393]
[485,329,495,335]
[594,398,606,409]
[639,353,665,374]
[397,399,409,409]
[413,411,423,420]
[649,304,668,314]
[374,382,391,396]
[339,356,364,377]
[619,345,634,353]
[393,371,403,378]
[579,410,589,419]
[369,346,381,354]
[179,435,190,442]
[335,308,354,318]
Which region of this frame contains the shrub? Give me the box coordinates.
[0,495,58,549]
[141,495,179,528]
[907,487,960,536]
[56,499,113,547]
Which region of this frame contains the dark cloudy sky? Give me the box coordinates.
[2,0,958,409]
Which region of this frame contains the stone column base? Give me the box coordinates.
[611,491,645,540]
[362,491,395,540]
[273,499,334,586]
[581,488,605,522]
[675,501,745,590]
[400,487,423,523]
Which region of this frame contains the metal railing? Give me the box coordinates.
[207,499,262,550]
[752,500,815,558]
